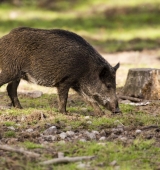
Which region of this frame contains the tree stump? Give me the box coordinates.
[122,68,160,100]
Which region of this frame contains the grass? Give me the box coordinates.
[22,141,44,149]
[52,139,159,170]
[4,131,16,138]
[0,0,160,52]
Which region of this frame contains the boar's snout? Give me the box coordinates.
[112,107,121,114]
[107,100,121,114]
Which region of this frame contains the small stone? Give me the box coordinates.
[7,126,15,131]
[79,138,86,142]
[77,162,89,169]
[43,135,57,141]
[92,130,99,135]
[85,131,96,140]
[135,129,142,134]
[99,136,106,141]
[86,121,92,124]
[119,136,127,142]
[84,116,90,120]
[100,130,106,136]
[66,131,75,136]
[110,160,117,166]
[26,128,33,132]
[59,132,67,139]
[111,127,123,134]
[21,116,26,121]
[43,126,57,135]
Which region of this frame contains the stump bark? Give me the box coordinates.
[123,68,160,100]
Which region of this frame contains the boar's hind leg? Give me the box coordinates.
[57,84,70,113]
[7,79,22,109]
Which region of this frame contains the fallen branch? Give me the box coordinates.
[141,125,159,130]
[0,145,40,158]
[118,95,142,102]
[39,156,95,165]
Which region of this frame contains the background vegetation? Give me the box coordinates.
[0,0,160,52]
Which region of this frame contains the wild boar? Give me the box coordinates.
[0,27,120,115]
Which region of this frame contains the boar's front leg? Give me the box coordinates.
[57,84,70,113]
[88,101,104,116]
[7,79,22,109]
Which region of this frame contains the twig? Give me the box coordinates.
[141,125,159,130]
[39,156,95,165]
[0,145,40,158]
[118,95,142,102]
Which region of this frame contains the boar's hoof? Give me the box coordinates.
[112,108,122,115]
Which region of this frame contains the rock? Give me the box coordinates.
[79,138,86,142]
[92,130,99,135]
[66,131,75,136]
[84,116,90,120]
[77,162,90,169]
[135,129,142,134]
[99,136,106,141]
[86,121,92,124]
[100,130,106,136]
[26,128,33,133]
[7,126,15,131]
[21,116,26,122]
[59,132,67,139]
[110,160,117,166]
[85,131,96,140]
[111,127,123,135]
[43,135,57,141]
[43,126,57,135]
[119,136,127,142]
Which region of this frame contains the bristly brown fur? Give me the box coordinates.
[0,27,120,115]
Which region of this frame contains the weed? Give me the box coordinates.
[4,131,16,138]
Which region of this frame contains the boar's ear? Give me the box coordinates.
[114,62,120,72]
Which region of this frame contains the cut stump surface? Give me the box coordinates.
[123,68,160,100]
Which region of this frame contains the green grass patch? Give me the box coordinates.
[4,130,16,138]
[52,139,160,170]
[3,121,16,127]
[23,141,44,149]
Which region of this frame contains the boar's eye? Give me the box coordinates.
[106,84,112,89]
